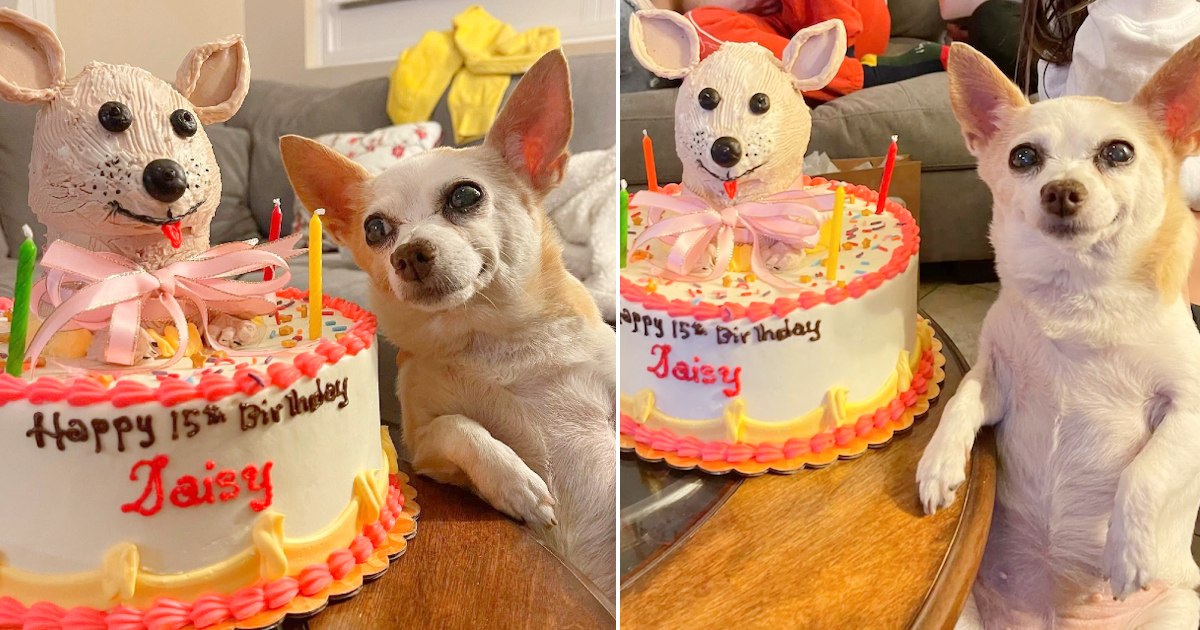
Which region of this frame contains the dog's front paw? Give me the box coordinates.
[208,315,264,349]
[916,439,967,515]
[1104,512,1156,600]
[477,464,558,529]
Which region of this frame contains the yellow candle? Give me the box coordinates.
[309,209,324,340]
[824,185,846,282]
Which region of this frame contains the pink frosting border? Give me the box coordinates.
[0,476,408,630]
[621,177,921,324]
[621,347,936,463]
[0,288,376,408]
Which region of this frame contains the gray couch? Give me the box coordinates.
[619,0,993,264]
[0,52,616,426]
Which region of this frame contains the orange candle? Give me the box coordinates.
[642,129,658,192]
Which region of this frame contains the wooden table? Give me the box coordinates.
[287,463,615,629]
[621,318,996,630]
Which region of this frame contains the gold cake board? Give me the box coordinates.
[621,333,948,476]
[214,473,422,630]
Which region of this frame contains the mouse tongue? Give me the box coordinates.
[161,223,182,249]
[723,179,737,200]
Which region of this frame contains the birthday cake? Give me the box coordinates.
[619,10,944,474]
[0,10,416,628]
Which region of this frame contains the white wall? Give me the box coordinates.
[52,0,245,80]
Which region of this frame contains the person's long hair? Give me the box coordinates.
[1019,0,1096,91]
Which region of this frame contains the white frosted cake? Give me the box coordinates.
[619,178,944,474]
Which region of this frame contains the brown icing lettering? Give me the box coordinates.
[27,411,154,453]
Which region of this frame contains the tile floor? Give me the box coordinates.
[916,268,1200,562]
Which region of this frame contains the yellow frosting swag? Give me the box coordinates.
[386,5,560,145]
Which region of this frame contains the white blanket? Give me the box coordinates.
[545,147,617,321]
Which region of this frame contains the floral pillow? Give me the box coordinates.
[293,122,441,250]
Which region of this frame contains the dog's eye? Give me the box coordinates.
[98,101,133,133]
[448,182,483,210]
[1009,144,1040,171]
[364,215,394,246]
[1099,140,1134,166]
[698,87,721,111]
[749,93,770,115]
[170,109,198,138]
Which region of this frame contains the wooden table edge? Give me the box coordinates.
[909,316,997,630]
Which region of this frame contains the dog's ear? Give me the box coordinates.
[782,18,845,92]
[628,10,700,79]
[0,8,65,105]
[175,35,250,125]
[485,49,572,195]
[947,42,1028,156]
[1133,35,1200,156]
[280,135,372,244]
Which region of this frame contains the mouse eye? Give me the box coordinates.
[749,93,770,115]
[363,214,394,246]
[448,182,483,211]
[698,87,721,111]
[1009,144,1041,171]
[170,109,198,138]
[98,101,133,133]
[1099,140,1134,167]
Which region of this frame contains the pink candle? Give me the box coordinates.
[876,135,898,214]
[263,198,283,281]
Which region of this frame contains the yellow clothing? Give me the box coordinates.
[387,6,560,145]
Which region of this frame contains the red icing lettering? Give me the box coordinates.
[121,455,168,516]
[647,344,742,398]
[121,455,274,516]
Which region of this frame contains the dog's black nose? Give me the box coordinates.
[142,159,188,203]
[710,136,742,168]
[1040,180,1087,217]
[392,240,437,282]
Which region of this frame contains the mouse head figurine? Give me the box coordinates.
[628,11,844,204]
[0,8,249,267]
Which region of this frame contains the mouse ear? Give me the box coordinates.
[485,49,573,195]
[782,19,845,92]
[0,8,65,105]
[280,135,371,245]
[628,10,700,79]
[1134,34,1200,157]
[946,42,1028,156]
[175,35,250,125]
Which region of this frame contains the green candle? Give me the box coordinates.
[620,179,629,269]
[7,225,36,377]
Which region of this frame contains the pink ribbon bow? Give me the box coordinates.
[26,234,304,368]
[630,186,836,289]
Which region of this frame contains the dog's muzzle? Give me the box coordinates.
[391,239,437,282]
[1040,179,1086,217]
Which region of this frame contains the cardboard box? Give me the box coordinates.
[815,155,922,223]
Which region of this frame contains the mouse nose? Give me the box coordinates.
[1040,179,1087,217]
[710,136,742,168]
[142,159,188,203]
[391,239,437,282]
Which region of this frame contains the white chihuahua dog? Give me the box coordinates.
[918,41,1200,628]
[281,51,616,600]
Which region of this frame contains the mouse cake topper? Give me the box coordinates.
[0,8,247,263]
[626,11,846,289]
[0,8,300,367]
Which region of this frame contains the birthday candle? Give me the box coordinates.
[309,209,324,340]
[264,198,283,281]
[825,185,846,282]
[7,225,36,377]
[642,129,658,192]
[620,179,629,269]
[876,135,898,214]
